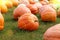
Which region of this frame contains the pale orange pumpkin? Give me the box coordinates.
[34,2,42,10]
[44,24,60,40]
[0,4,8,13]
[0,12,4,30]
[18,13,39,31]
[27,4,38,14]
[39,5,57,22]
[13,4,31,20]
[5,1,13,8]
[10,0,19,6]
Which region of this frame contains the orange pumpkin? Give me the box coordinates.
[34,2,42,10]
[5,1,13,8]
[27,4,38,14]
[18,13,39,31]
[0,12,4,30]
[0,4,8,13]
[44,24,60,40]
[10,0,19,6]
[13,4,31,20]
[39,5,57,22]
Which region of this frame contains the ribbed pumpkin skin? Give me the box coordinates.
[0,12,4,30]
[39,5,57,22]
[13,4,31,20]
[18,13,39,31]
[44,24,60,40]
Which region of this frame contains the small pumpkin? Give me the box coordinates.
[39,5,57,22]
[10,0,19,6]
[27,4,38,14]
[18,13,39,31]
[5,0,13,8]
[44,24,60,40]
[0,4,8,13]
[13,4,31,20]
[0,12,4,30]
[34,2,42,10]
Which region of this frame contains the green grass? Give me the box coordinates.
[0,7,60,40]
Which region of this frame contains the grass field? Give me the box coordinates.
[0,7,60,40]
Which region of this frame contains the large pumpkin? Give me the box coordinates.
[18,13,39,31]
[39,5,57,22]
[27,4,38,14]
[13,4,31,20]
[44,24,60,40]
[0,12,4,30]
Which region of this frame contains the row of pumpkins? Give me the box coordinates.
[0,0,19,13]
[0,0,60,40]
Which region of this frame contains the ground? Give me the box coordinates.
[0,7,60,40]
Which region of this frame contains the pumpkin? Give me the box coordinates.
[10,0,19,6]
[5,0,13,8]
[0,12,4,30]
[13,4,31,20]
[19,0,30,6]
[0,4,8,13]
[27,4,38,14]
[44,24,60,40]
[39,5,57,22]
[34,2,42,10]
[18,13,39,31]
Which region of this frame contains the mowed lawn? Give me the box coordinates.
[0,7,60,40]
